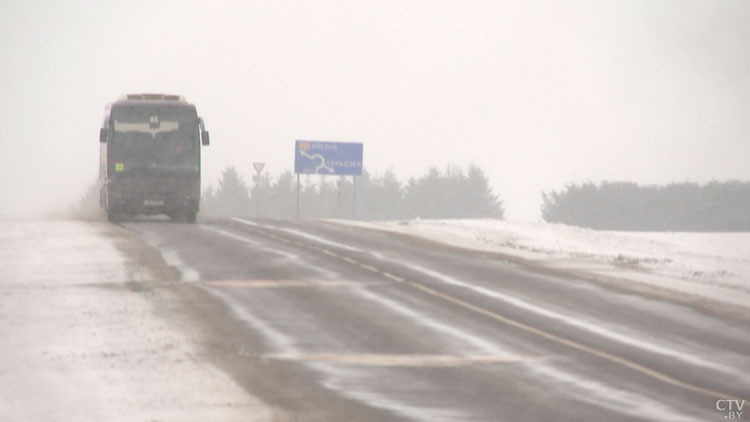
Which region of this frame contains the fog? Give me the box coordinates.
[1,0,748,220]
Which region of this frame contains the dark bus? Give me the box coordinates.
[99,94,210,223]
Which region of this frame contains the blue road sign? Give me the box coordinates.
[294,140,363,175]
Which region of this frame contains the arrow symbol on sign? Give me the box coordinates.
[300,150,334,174]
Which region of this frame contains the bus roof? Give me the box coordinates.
[116,93,188,103]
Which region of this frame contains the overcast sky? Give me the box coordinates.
[1,0,748,220]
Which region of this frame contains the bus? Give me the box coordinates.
[99,94,210,223]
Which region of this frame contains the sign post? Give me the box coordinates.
[296,174,300,218]
[294,140,363,219]
[253,162,265,217]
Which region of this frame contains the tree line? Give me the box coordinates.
[75,170,750,231]
[542,181,750,231]
[202,165,505,220]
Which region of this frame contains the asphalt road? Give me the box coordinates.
[117,217,750,422]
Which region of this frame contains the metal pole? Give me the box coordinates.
[255,184,260,217]
[252,163,265,218]
[296,174,300,218]
[337,176,343,219]
[254,170,259,217]
[352,176,356,220]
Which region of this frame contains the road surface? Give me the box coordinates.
[2,217,748,421]
[111,217,749,421]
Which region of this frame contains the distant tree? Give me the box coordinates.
[377,169,406,218]
[264,170,296,218]
[203,167,252,216]
[204,164,505,221]
[541,180,750,231]
[355,169,404,220]
[251,171,273,217]
[464,164,504,218]
[404,166,444,218]
[403,165,503,219]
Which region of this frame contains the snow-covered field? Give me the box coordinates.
[337,219,750,312]
[0,221,269,422]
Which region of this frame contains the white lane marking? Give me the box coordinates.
[201,225,300,262]
[322,249,339,257]
[401,262,732,375]
[232,217,363,252]
[159,249,201,281]
[279,227,363,252]
[226,219,732,378]
[229,217,260,227]
[201,225,262,246]
[530,362,703,422]
[408,280,736,400]
[203,222,344,283]
[359,263,379,273]
[214,220,706,420]
[203,288,300,354]
[315,362,474,422]
[370,251,387,260]
[382,272,405,283]
[356,287,508,355]
[133,228,201,282]
[268,353,534,367]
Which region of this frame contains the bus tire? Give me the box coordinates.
[107,212,121,223]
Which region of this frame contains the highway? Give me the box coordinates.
[114,217,749,422]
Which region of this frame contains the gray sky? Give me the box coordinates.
[1,0,748,220]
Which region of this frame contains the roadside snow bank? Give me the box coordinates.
[337,219,750,311]
[0,220,128,285]
[0,221,269,422]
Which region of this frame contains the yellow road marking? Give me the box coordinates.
[323,249,339,257]
[205,280,353,288]
[217,222,736,400]
[406,281,737,400]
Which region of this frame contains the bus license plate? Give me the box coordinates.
[143,199,164,206]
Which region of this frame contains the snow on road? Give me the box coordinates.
[0,221,269,422]
[2,218,747,420]
[336,219,750,312]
